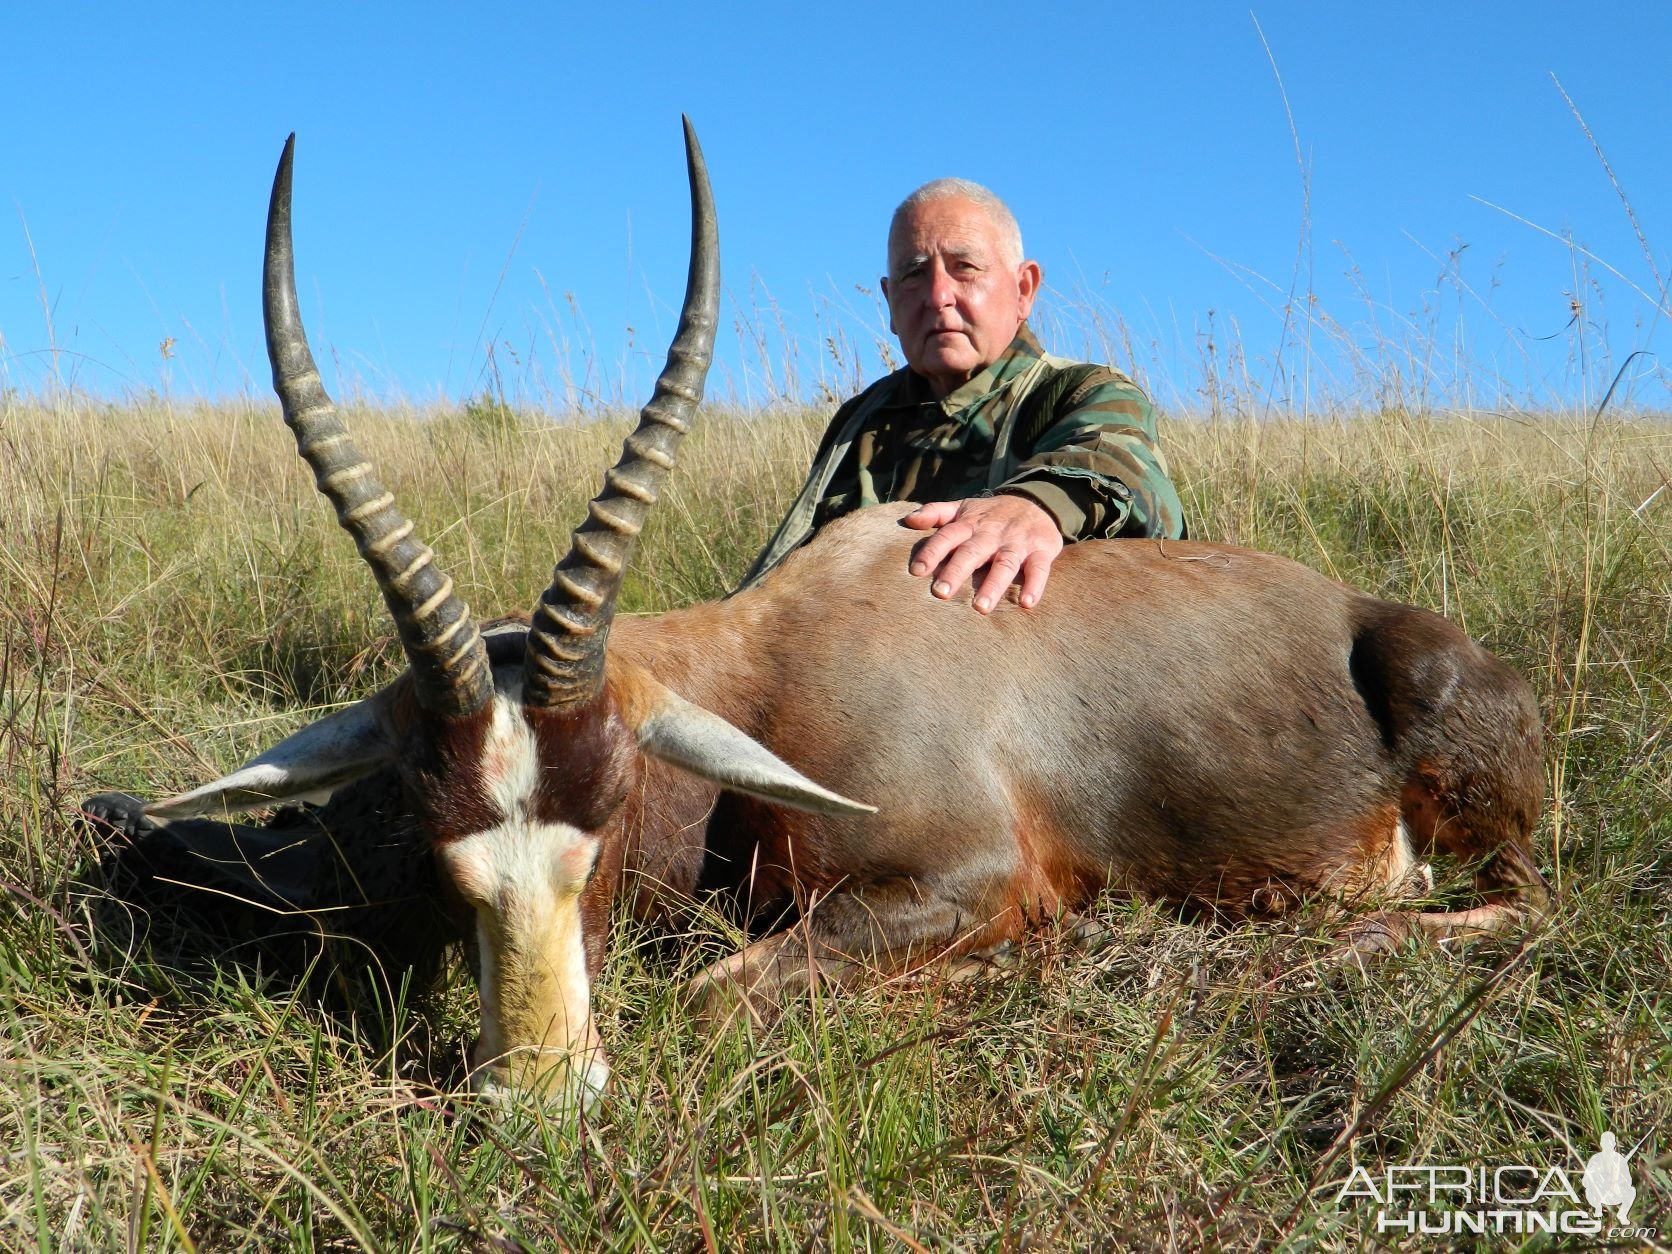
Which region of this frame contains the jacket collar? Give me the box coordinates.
[894,322,1045,416]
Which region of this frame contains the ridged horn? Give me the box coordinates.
[264,134,493,719]
[523,117,719,710]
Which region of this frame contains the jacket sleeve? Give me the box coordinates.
[995,370,1187,540]
[730,387,873,593]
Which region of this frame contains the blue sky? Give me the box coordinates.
[3,3,1667,414]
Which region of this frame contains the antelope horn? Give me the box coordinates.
[523,117,720,710]
[264,134,493,719]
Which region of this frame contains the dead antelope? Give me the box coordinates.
[112,122,1546,1110]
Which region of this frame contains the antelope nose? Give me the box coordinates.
[467,1041,610,1116]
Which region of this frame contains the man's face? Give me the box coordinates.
[883,196,1041,399]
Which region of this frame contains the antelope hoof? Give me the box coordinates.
[1059,911,1116,954]
[76,792,157,842]
[1328,911,1421,963]
[683,955,788,1030]
[938,939,1020,985]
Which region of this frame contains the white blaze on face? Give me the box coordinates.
[435,690,607,1109]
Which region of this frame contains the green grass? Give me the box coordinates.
[1,395,1669,1250]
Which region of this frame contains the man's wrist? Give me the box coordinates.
[998,469,1140,541]
[993,481,1081,540]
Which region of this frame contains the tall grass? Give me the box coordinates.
[1,389,1669,1249]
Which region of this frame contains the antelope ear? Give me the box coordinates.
[145,696,395,823]
[630,682,876,818]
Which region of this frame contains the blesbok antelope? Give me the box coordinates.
[107,122,1546,1109]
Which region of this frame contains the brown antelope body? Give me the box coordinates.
[137,125,1545,1109]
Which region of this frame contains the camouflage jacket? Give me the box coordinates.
[735,323,1186,590]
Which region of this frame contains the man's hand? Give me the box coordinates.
[902,494,1063,613]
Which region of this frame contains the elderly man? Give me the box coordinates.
[738,178,1185,610]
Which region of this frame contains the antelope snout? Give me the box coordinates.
[469,1034,610,1115]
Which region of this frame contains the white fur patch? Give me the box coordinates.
[1377,816,1428,898]
[436,685,606,1103]
[480,681,542,825]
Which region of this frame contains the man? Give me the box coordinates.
[737,177,1185,610]
[79,177,1185,978]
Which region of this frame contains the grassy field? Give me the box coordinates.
[1,394,1668,1250]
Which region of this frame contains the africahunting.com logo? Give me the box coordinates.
[1335,1129,1655,1240]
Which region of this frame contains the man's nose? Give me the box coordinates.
[926,261,957,307]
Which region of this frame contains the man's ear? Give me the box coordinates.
[881,275,896,334]
[145,695,395,823]
[1016,259,1042,318]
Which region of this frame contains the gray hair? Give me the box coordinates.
[888,178,1025,272]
